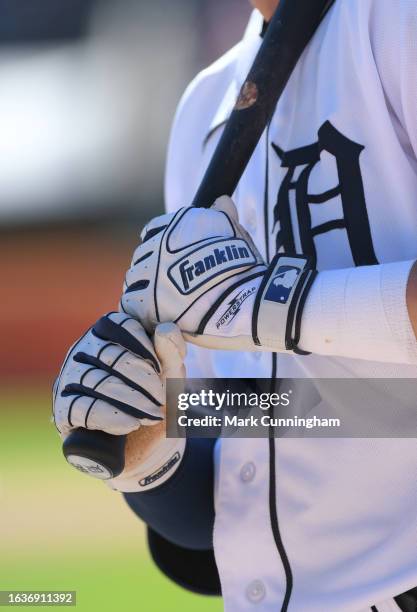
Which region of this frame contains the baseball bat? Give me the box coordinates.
[63,0,334,479]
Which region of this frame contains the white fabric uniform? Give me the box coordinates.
[165,3,417,611]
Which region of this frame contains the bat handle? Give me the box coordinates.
[62,429,126,480]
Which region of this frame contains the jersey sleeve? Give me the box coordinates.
[163,75,207,213]
[124,439,215,549]
[163,43,241,378]
[164,41,241,213]
[124,438,221,595]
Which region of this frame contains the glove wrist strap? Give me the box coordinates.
[252,254,316,353]
[107,438,186,493]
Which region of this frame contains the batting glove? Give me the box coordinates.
[121,197,316,353]
[53,312,186,491]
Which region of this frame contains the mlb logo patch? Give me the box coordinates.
[264,265,300,304]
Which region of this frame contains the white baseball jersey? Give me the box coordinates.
[165,3,417,611]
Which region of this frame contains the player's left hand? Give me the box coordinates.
[121,197,316,353]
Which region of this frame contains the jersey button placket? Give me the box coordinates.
[240,461,256,483]
[246,579,266,604]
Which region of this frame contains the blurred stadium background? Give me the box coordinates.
[0,1,251,609]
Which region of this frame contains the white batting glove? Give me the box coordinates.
[121,197,316,353]
[53,313,186,492]
[108,321,187,492]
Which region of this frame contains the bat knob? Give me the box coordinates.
[62,429,126,479]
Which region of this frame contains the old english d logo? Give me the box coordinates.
[168,238,256,295]
[272,121,378,268]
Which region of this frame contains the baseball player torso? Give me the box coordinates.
[165,3,417,610]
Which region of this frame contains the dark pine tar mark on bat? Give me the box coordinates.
[271,120,378,267]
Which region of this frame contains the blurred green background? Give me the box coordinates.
[0,389,222,612]
[0,1,252,609]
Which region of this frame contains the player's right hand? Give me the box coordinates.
[53,312,170,439]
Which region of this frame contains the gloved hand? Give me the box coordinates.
[53,312,186,491]
[121,197,316,353]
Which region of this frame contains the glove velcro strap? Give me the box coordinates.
[108,438,186,493]
[252,254,316,352]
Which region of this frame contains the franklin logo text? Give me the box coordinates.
[168,239,256,294]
